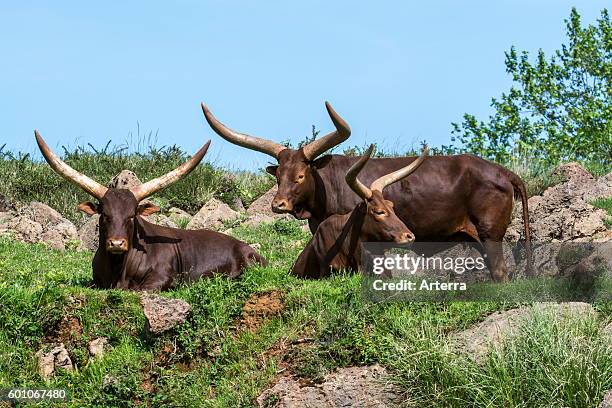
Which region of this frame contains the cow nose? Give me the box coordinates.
[397,232,415,244]
[272,198,292,213]
[106,238,128,253]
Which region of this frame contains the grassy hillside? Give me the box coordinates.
[0,218,610,407]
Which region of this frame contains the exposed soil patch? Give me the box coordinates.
[241,290,285,332]
[45,316,83,344]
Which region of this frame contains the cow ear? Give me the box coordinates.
[78,201,98,216]
[137,203,160,216]
[313,155,333,169]
[266,165,278,176]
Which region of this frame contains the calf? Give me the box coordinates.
[35,131,266,291]
[291,145,427,278]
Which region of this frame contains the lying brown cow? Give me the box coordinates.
[291,145,427,279]
[35,131,266,291]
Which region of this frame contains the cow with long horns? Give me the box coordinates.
[291,145,427,278]
[201,102,531,282]
[35,131,267,291]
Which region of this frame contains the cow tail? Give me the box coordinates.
[508,171,532,275]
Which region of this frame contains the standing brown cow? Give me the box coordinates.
[291,145,428,279]
[201,101,531,282]
[35,131,266,291]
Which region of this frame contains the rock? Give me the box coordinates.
[143,213,178,229]
[247,186,279,217]
[141,293,191,335]
[88,337,109,360]
[583,173,612,202]
[22,202,65,226]
[36,343,73,379]
[78,214,100,252]
[231,197,246,212]
[257,364,402,407]
[451,302,595,362]
[600,390,612,408]
[36,349,55,380]
[4,202,80,250]
[552,162,595,186]
[506,168,610,243]
[243,213,278,228]
[168,207,192,226]
[108,170,142,189]
[6,216,43,243]
[0,194,15,212]
[186,198,240,231]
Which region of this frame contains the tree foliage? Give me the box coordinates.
[451,8,611,165]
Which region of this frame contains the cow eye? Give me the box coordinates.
[295,174,305,183]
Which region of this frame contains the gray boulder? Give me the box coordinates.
[35,343,74,380]
[451,302,595,363]
[141,293,191,335]
[257,364,402,407]
[108,170,142,189]
[187,198,240,230]
[507,165,610,243]
[88,337,109,360]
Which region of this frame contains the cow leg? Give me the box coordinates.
[470,191,514,283]
[138,267,174,291]
[481,240,508,282]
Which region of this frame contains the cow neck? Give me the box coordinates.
[323,202,367,266]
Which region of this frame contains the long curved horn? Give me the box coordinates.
[201,103,286,159]
[130,140,211,201]
[35,130,108,199]
[302,101,351,161]
[345,145,374,200]
[370,146,429,192]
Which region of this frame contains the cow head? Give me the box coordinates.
[345,145,428,244]
[201,102,350,219]
[35,131,210,254]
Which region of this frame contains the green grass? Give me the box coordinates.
[591,197,612,228]
[0,218,610,407]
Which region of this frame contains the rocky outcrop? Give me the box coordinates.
[451,302,595,362]
[245,186,293,227]
[257,364,402,407]
[186,198,240,230]
[141,293,191,335]
[0,202,79,250]
[88,337,109,360]
[108,170,142,190]
[507,164,611,243]
[35,343,74,380]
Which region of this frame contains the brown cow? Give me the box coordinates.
[291,145,427,279]
[201,101,531,282]
[35,131,266,291]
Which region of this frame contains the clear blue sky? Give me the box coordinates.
[0,1,607,170]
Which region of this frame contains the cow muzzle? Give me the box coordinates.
[271,198,293,214]
[106,238,129,253]
[395,231,415,244]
